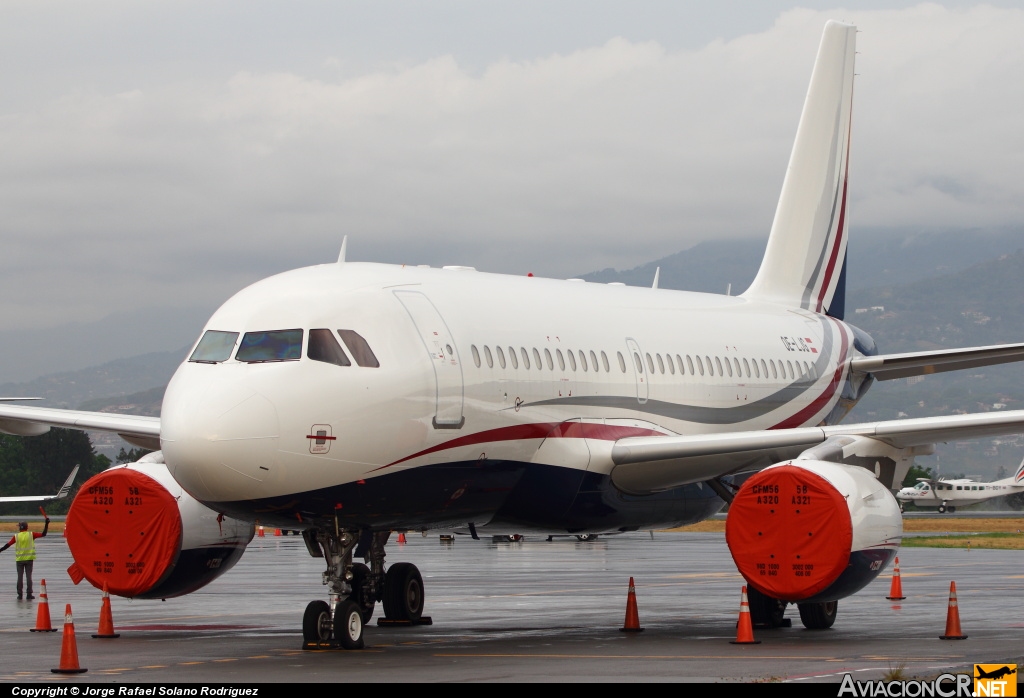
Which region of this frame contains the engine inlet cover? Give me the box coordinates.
[726,464,853,601]
[66,468,183,597]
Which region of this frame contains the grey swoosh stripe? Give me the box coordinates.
[521,317,841,426]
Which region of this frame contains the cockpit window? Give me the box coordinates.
[236,329,303,363]
[308,329,351,367]
[337,330,380,368]
[914,482,930,490]
[189,330,239,363]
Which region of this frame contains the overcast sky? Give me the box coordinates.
[2,1,1023,331]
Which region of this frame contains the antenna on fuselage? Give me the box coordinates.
[726,283,732,296]
[337,236,348,264]
[652,267,660,289]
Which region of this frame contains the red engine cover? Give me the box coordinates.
[725,464,853,601]
[66,468,183,597]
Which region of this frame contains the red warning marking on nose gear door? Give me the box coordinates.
[65,469,182,598]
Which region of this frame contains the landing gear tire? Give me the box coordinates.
[947,506,956,513]
[383,562,424,621]
[302,600,333,648]
[349,563,375,624]
[575,534,599,542]
[334,598,365,650]
[938,505,946,513]
[747,586,787,628]
[797,600,837,630]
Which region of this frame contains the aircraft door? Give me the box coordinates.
[394,290,465,429]
[625,338,648,404]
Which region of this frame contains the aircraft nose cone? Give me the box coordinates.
[161,365,280,503]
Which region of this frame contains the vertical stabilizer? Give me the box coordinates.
[742,21,856,319]
[1015,458,1024,485]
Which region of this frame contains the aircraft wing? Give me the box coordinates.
[0,404,160,450]
[610,409,1024,495]
[849,342,1024,381]
[0,465,79,503]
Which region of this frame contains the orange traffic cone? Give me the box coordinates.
[51,604,87,674]
[939,581,967,640]
[30,579,57,632]
[397,532,407,544]
[886,557,906,600]
[620,577,644,632]
[257,526,265,537]
[92,582,120,639]
[730,586,761,644]
[274,528,282,536]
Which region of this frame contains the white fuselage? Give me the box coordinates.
[160,262,860,529]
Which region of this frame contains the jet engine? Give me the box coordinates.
[725,460,902,603]
[65,452,254,599]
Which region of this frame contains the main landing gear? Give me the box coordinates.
[937,503,956,514]
[746,586,838,630]
[300,524,428,650]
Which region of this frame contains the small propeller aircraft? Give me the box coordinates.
[896,459,1024,513]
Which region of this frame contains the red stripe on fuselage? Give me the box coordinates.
[770,321,849,430]
[374,422,664,471]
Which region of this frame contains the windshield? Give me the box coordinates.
[189,331,239,363]
[236,329,303,363]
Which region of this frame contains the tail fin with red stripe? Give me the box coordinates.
[742,21,856,320]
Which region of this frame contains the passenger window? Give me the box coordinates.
[734,358,741,377]
[706,356,714,377]
[676,354,685,375]
[694,355,704,376]
[509,347,518,369]
[579,350,588,372]
[770,360,778,379]
[337,330,380,367]
[532,347,542,369]
[484,345,494,368]
[687,355,695,375]
[471,345,481,368]
[190,330,239,363]
[633,352,643,373]
[716,356,725,376]
[667,353,675,375]
[544,348,554,370]
[752,358,759,378]
[656,354,665,374]
[497,346,507,369]
[557,349,566,371]
[742,358,750,378]
[520,347,530,369]
[787,360,794,379]
[308,329,351,367]
[568,350,577,371]
[645,353,654,374]
[601,351,610,372]
[590,350,599,372]
[617,351,626,373]
[236,329,303,363]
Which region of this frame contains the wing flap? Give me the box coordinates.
[850,343,1024,381]
[610,409,1024,494]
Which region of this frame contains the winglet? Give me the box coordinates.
[56,465,79,499]
[337,235,348,264]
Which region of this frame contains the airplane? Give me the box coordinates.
[0,465,79,503]
[4,20,1024,650]
[896,459,1024,513]
[975,666,1017,681]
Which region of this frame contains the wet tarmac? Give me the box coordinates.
[0,528,1021,683]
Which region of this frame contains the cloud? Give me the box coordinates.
[0,3,1022,329]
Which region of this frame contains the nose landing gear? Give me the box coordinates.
[300,523,429,650]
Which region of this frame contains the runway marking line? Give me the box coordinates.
[141,665,168,669]
[433,653,839,660]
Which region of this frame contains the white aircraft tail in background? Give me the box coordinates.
[0,465,79,503]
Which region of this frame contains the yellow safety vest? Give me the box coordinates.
[14,531,36,562]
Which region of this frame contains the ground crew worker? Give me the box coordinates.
[0,518,50,600]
